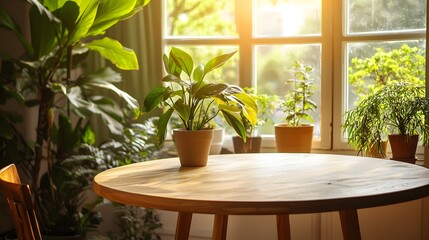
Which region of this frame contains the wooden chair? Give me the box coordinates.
[0,164,42,240]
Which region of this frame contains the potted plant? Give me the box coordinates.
[143,47,258,167]
[344,82,429,163]
[343,94,388,158]
[0,0,150,237]
[232,87,278,153]
[275,61,317,153]
[376,82,429,163]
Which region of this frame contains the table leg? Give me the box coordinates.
[175,212,193,240]
[339,209,362,240]
[276,214,291,240]
[212,214,228,240]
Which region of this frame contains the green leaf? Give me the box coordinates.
[235,92,258,126]
[204,51,237,74]
[78,68,139,113]
[161,74,188,87]
[157,108,174,146]
[195,83,228,99]
[87,0,137,36]
[143,87,166,112]
[86,37,139,70]
[170,47,193,77]
[29,5,58,59]
[173,99,191,124]
[0,7,33,55]
[25,0,60,22]
[193,64,204,82]
[53,1,79,33]
[222,110,246,141]
[67,0,99,45]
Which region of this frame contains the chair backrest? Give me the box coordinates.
[0,164,42,240]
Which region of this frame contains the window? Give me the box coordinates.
[162,0,426,150]
[335,0,426,150]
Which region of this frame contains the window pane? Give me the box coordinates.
[345,40,426,112]
[255,44,322,136]
[255,0,321,37]
[347,0,426,34]
[165,0,237,37]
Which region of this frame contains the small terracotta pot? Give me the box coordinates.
[364,141,388,158]
[173,129,214,167]
[274,124,313,153]
[388,134,418,164]
[232,136,262,153]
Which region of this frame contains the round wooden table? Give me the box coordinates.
[93,153,429,240]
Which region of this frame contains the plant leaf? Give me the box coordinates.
[170,47,193,77]
[67,0,99,45]
[193,64,204,82]
[204,51,237,74]
[222,110,246,141]
[173,99,191,124]
[87,0,137,36]
[195,83,228,99]
[142,87,166,112]
[86,37,139,70]
[157,108,174,146]
[0,7,33,56]
[29,5,59,59]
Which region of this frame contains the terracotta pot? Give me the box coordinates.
[173,129,214,167]
[209,128,224,155]
[388,134,418,164]
[274,124,313,153]
[232,136,262,153]
[364,141,388,158]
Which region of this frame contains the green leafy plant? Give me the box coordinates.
[280,61,317,126]
[108,206,162,240]
[378,83,429,141]
[88,118,163,240]
[343,94,387,157]
[143,47,258,145]
[343,82,429,156]
[242,87,278,137]
[0,0,150,236]
[38,114,102,236]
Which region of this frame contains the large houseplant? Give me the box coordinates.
[275,61,317,153]
[143,47,257,166]
[0,0,150,237]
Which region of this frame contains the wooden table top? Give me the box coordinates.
[93,153,429,215]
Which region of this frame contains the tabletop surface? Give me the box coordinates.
[93,153,429,215]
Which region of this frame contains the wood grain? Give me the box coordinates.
[93,153,429,215]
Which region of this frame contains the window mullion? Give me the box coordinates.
[236,0,253,87]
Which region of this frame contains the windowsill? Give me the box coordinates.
[161,135,425,166]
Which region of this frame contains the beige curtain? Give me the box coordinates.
[88,1,163,141]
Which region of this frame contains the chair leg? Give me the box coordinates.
[212,214,228,240]
[276,214,291,240]
[175,212,193,240]
[339,209,362,240]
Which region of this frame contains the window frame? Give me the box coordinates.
[161,0,426,152]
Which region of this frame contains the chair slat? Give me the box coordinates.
[0,164,42,240]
